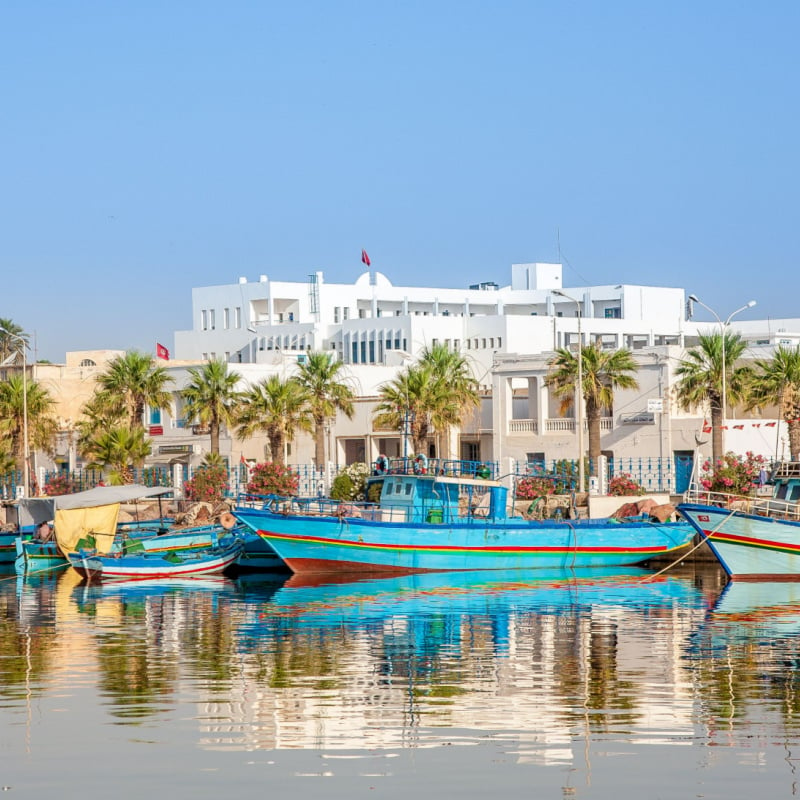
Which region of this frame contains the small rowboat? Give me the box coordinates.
[67,535,244,582]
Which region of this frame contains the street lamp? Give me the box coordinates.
[553,290,585,493]
[688,294,756,436]
[0,327,29,497]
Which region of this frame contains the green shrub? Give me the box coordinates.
[330,462,369,501]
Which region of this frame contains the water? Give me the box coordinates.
[2,563,800,798]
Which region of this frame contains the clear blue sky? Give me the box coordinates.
[2,1,797,362]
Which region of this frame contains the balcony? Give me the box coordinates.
[544,417,613,432]
[509,419,538,433]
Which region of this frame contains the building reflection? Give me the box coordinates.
[11,563,800,768]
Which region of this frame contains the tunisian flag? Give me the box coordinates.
[156,343,170,360]
[361,248,371,267]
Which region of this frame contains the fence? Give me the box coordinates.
[4,454,695,501]
[512,455,696,495]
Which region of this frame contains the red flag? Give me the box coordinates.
[766,422,777,427]
[361,248,371,267]
[156,343,170,360]
[702,420,712,434]
[733,424,744,430]
[240,454,246,464]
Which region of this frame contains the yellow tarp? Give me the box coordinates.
[54,503,121,555]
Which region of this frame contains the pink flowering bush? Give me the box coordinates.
[608,473,646,497]
[184,464,229,504]
[516,476,560,500]
[246,462,299,498]
[700,451,767,496]
[44,473,77,496]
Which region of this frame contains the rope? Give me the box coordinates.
[640,507,736,582]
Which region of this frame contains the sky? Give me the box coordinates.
[2,1,798,362]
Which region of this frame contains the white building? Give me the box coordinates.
[173,263,693,390]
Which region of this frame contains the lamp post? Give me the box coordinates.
[0,327,29,497]
[553,290,585,493]
[688,294,756,443]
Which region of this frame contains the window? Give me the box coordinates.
[497,337,502,348]
[454,339,460,350]
[149,408,161,425]
[432,338,438,347]
[359,309,366,319]
[343,308,350,320]
[604,307,621,319]
[405,483,412,496]
[201,310,208,330]
[79,358,96,367]
[235,307,241,328]
[223,308,230,329]
[209,309,216,330]
[334,307,340,323]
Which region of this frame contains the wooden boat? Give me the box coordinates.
[678,462,800,580]
[67,534,244,581]
[234,457,695,576]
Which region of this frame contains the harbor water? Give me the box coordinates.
[2,563,799,799]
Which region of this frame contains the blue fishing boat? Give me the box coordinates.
[67,534,244,582]
[234,458,695,575]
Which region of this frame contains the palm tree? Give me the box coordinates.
[236,375,312,465]
[182,359,242,455]
[374,364,440,456]
[295,352,356,466]
[81,425,152,484]
[746,344,800,460]
[546,343,639,476]
[0,318,28,365]
[94,351,174,431]
[0,375,58,480]
[675,331,751,464]
[419,343,480,458]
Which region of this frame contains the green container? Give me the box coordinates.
[426,508,444,524]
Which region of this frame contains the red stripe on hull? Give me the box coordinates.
[283,557,446,576]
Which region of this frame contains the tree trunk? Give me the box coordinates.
[268,432,285,466]
[789,420,800,462]
[313,414,325,466]
[210,422,220,455]
[586,399,602,477]
[710,400,723,465]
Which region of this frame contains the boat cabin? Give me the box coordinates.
[366,457,509,524]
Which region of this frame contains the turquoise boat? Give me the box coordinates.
[234,458,695,576]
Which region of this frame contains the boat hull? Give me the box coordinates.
[678,502,800,580]
[233,508,695,575]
